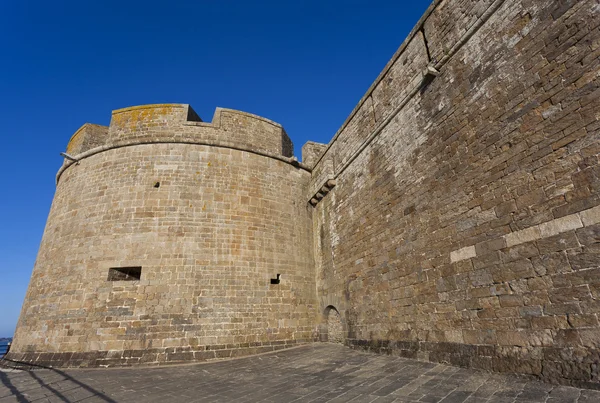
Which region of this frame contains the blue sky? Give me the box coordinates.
[0,0,431,337]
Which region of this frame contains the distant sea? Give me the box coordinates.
[0,338,12,358]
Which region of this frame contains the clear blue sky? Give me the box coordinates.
[0,0,431,337]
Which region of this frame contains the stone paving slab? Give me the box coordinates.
[1,344,599,403]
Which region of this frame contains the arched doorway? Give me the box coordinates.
[325,306,343,344]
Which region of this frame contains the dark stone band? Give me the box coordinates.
[347,339,600,390]
[3,339,311,369]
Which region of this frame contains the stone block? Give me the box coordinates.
[495,200,518,217]
[519,306,543,317]
[580,205,600,226]
[567,314,599,328]
[472,252,502,270]
[532,251,571,275]
[501,243,539,262]
[579,330,600,348]
[549,285,592,304]
[302,141,328,168]
[544,302,582,316]
[505,225,542,247]
[496,330,528,346]
[575,224,600,246]
[568,252,600,271]
[450,246,476,263]
[475,238,507,255]
[537,231,581,254]
[499,295,524,307]
[539,214,583,238]
[463,330,496,345]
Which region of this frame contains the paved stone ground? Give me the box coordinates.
[1,344,600,403]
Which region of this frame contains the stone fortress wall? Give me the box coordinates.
[310,0,600,389]
[7,0,600,389]
[10,104,317,367]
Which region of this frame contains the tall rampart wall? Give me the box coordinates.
[312,0,600,388]
[9,105,316,367]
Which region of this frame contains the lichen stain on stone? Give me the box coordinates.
[111,105,179,131]
[66,131,84,154]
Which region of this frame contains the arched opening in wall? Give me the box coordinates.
[324,306,344,344]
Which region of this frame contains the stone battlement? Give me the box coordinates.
[59,104,298,183]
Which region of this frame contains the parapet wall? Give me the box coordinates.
[312,0,600,388]
[62,104,295,175]
[66,124,109,155]
[105,104,292,158]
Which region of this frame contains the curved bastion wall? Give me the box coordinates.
[9,104,317,367]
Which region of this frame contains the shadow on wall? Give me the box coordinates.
[0,359,116,403]
[324,305,344,344]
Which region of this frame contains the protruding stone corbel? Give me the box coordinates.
[423,65,440,78]
[308,178,337,207]
[60,152,81,165]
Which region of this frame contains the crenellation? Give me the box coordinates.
[57,105,306,185]
[66,123,109,155]
[301,141,327,169]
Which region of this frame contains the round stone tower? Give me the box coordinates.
[9,104,317,367]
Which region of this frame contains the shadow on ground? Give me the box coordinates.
[1,359,116,403]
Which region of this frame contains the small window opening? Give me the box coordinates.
[154,182,160,188]
[270,274,281,285]
[108,266,142,281]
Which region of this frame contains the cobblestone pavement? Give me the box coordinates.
[1,344,600,403]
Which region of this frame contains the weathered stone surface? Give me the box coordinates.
[302,141,328,169]
[450,245,477,263]
[8,0,600,391]
[66,123,108,155]
[311,0,600,389]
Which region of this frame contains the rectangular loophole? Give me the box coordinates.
[107,266,142,281]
